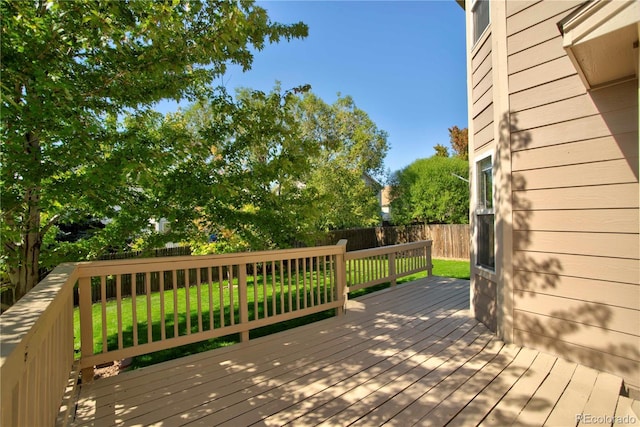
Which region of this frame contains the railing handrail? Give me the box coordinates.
[345,240,432,260]
[75,244,343,277]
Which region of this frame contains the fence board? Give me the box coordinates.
[318,224,469,260]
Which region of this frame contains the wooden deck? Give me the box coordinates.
[70,277,634,427]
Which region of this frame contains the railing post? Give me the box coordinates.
[78,276,95,383]
[425,241,433,276]
[238,264,249,342]
[389,252,397,287]
[335,239,348,315]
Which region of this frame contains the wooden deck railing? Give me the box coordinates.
[0,263,78,427]
[346,240,433,292]
[0,240,432,426]
[76,243,349,380]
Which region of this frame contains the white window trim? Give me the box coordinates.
[474,152,495,272]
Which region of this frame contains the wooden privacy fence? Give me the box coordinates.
[322,224,470,259]
[0,239,432,426]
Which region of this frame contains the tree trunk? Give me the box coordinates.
[14,189,42,301]
[13,131,43,301]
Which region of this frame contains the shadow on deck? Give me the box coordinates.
[70,277,634,427]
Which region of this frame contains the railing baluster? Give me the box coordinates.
[116,274,123,349]
[132,273,138,346]
[79,276,94,381]
[218,267,225,328]
[309,257,314,307]
[172,270,179,338]
[303,257,308,309]
[295,258,300,310]
[330,255,336,301]
[209,267,214,331]
[146,272,152,344]
[316,256,321,305]
[271,261,276,315]
[323,256,328,304]
[253,263,258,320]
[287,259,293,311]
[229,266,234,326]
[185,269,191,335]
[238,264,248,342]
[100,276,107,352]
[263,263,268,317]
[197,268,203,333]
[160,271,166,340]
[279,260,285,315]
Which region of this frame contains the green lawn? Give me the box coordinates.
[75,258,469,370]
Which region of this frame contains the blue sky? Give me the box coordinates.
[158,1,468,177]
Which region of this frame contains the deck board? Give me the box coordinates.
[69,277,628,427]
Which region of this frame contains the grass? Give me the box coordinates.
[75,258,470,370]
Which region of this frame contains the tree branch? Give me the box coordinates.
[41,213,61,236]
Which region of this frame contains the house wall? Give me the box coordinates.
[467,9,498,333]
[467,0,640,390]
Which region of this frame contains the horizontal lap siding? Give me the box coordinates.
[472,32,494,153]
[506,0,640,388]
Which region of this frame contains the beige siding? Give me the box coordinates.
[473,274,497,332]
[512,80,637,131]
[504,0,640,389]
[513,159,638,190]
[508,37,566,75]
[513,274,640,311]
[515,292,640,337]
[508,56,576,94]
[506,0,540,18]
[514,231,638,259]
[513,209,639,234]
[509,74,585,113]
[506,1,583,36]
[511,106,638,151]
[513,251,639,286]
[472,68,493,101]
[512,132,638,171]
[507,2,580,55]
[513,183,639,210]
[472,85,493,118]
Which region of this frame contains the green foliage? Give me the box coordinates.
[1,0,307,300]
[174,88,389,254]
[390,156,469,225]
[294,93,389,230]
[434,144,450,157]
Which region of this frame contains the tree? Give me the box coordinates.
[449,126,469,160]
[176,87,389,250]
[175,85,321,251]
[1,0,307,301]
[293,93,389,230]
[434,144,450,157]
[390,156,469,225]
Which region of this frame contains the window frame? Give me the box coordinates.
[472,0,490,45]
[475,154,495,271]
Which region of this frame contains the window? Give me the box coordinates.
[476,156,494,270]
[472,0,490,44]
